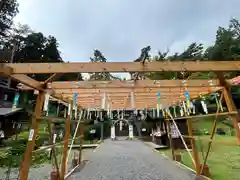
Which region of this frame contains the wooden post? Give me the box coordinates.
[46,121,60,177]
[19,91,45,180]
[217,73,240,145]
[222,88,240,145]
[60,102,72,180]
[78,121,84,164]
[186,119,201,175]
[166,119,174,160]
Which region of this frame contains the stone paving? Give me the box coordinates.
[69,138,196,180]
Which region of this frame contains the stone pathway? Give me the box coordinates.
[69,138,196,180]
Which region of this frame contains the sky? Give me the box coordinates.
[14,0,240,79]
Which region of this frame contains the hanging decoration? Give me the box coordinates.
[43,93,50,112]
[68,103,71,116]
[173,106,177,117]
[12,93,20,109]
[73,93,78,108]
[190,101,196,114]
[74,108,77,119]
[199,94,208,114]
[152,108,156,118]
[130,91,135,109]
[100,92,106,109]
[156,92,161,117]
[180,105,184,116]
[64,107,67,118]
[184,91,191,109]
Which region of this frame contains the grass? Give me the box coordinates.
[161,135,240,180]
[160,117,240,180]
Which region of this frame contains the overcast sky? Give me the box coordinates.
[15,0,240,78]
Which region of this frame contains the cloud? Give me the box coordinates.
[15,0,240,67]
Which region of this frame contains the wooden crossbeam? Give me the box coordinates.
[49,79,222,89]
[5,61,240,74]
[43,73,61,85]
[61,91,208,99]
[0,63,13,76]
[17,79,226,90]
[54,87,222,94]
[10,74,71,105]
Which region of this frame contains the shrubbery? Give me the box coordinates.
[0,130,50,167]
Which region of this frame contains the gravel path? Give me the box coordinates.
[69,138,196,180]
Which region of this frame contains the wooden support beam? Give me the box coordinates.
[17,79,228,90]
[5,61,240,74]
[11,74,74,107]
[200,91,223,174]
[217,73,240,145]
[78,122,84,164]
[0,63,13,76]
[54,87,222,94]
[19,91,45,180]
[49,79,222,89]
[60,102,72,180]
[44,73,61,85]
[62,91,210,99]
[46,121,60,177]
[187,119,201,175]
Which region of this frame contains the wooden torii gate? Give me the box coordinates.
[1,60,240,179]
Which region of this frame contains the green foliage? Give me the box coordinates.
[0,130,50,167]
[147,18,240,81]
[89,49,121,80]
[0,0,19,37]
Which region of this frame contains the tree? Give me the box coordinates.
[1,24,83,82]
[130,46,151,80]
[89,49,120,80]
[0,0,19,37]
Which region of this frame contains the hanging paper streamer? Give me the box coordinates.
[87,108,90,119]
[200,94,208,114]
[157,92,162,110]
[173,106,177,117]
[184,92,191,108]
[190,101,196,114]
[152,108,156,118]
[180,106,184,116]
[43,93,50,111]
[201,100,208,114]
[156,105,160,117]
[68,104,71,115]
[107,103,110,116]
[182,101,187,115]
[101,93,106,109]
[12,93,20,109]
[73,93,78,108]
[74,109,77,119]
[64,107,67,118]
[131,92,135,109]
